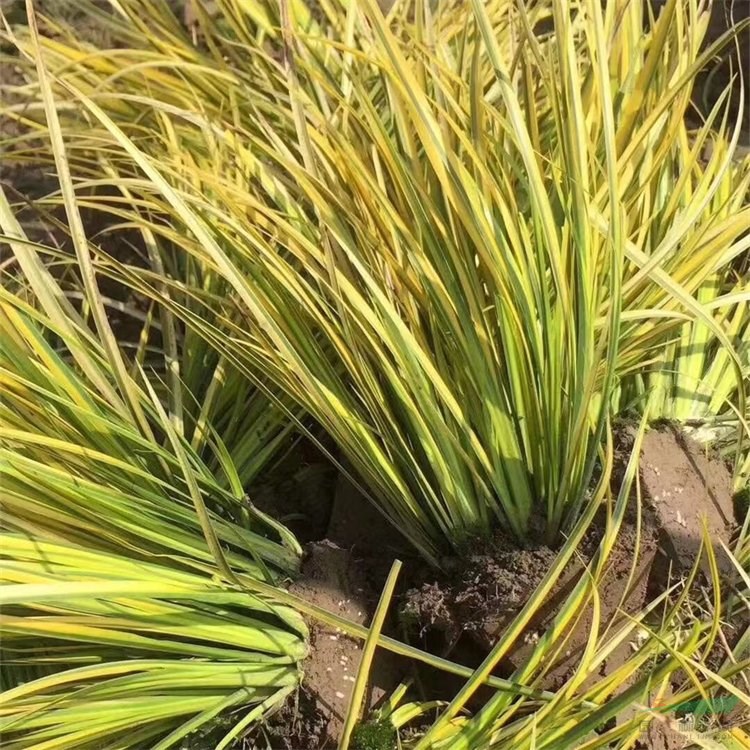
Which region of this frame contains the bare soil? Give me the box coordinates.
[286,540,373,746]
[253,425,741,748]
[252,467,416,748]
[641,426,737,578]
[237,687,328,750]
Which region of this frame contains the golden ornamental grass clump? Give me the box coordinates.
[1,0,748,748]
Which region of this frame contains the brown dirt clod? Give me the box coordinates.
[640,427,737,580]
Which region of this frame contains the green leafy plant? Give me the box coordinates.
[407,443,750,750]
[2,1,749,748]
[1,198,637,746]
[351,719,398,750]
[0,536,306,750]
[0,61,309,743]
[4,0,746,564]
[0,214,309,746]
[336,428,750,749]
[619,255,749,491]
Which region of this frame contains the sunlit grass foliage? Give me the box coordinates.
[1,0,748,747]
[4,0,747,562]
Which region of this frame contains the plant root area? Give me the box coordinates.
[246,425,745,749]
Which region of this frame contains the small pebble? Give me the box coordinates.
[335,691,345,699]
